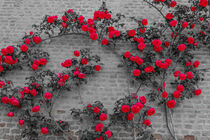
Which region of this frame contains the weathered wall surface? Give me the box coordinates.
[0,0,210,140]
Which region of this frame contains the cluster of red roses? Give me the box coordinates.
[32,58,47,70]
[120,95,154,126]
[86,103,112,139]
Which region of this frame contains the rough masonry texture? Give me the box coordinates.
[0,0,210,140]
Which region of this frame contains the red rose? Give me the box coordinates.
[108,26,115,32]
[141,19,148,26]
[104,130,112,138]
[32,106,40,112]
[167,100,175,108]
[147,108,155,116]
[191,6,196,11]
[143,119,151,126]
[68,9,73,14]
[152,39,161,47]
[72,50,80,57]
[63,74,69,80]
[25,38,31,44]
[44,92,52,100]
[41,127,48,134]
[139,28,145,33]
[200,17,204,21]
[78,73,85,79]
[187,37,194,44]
[30,89,37,96]
[105,13,111,20]
[1,96,9,104]
[94,107,100,113]
[170,20,177,27]
[121,105,130,113]
[102,39,108,45]
[186,71,193,79]
[1,48,7,56]
[133,69,141,77]
[165,59,172,65]
[170,1,177,7]
[7,112,14,117]
[61,59,72,68]
[90,33,98,40]
[153,46,163,52]
[62,22,67,28]
[95,123,104,132]
[177,85,185,92]
[128,29,136,37]
[144,66,155,73]
[164,41,170,47]
[127,113,134,120]
[99,113,107,121]
[185,62,191,67]
[193,60,200,68]
[99,11,105,19]
[174,71,181,77]
[23,87,30,93]
[137,37,144,43]
[139,96,147,104]
[81,58,88,65]
[6,46,14,54]
[194,42,198,46]
[124,51,131,58]
[114,30,121,37]
[182,22,188,28]
[194,89,202,96]
[131,105,140,114]
[32,36,42,44]
[173,90,181,98]
[136,58,143,65]
[39,58,47,66]
[4,56,16,65]
[135,102,143,110]
[81,25,88,32]
[179,73,186,80]
[191,24,195,29]
[138,43,146,51]
[47,16,56,23]
[162,91,168,98]
[78,16,84,23]
[0,80,5,88]
[20,44,28,52]
[62,16,68,22]
[32,64,39,70]
[166,13,173,20]
[177,44,186,51]
[199,0,208,7]
[95,65,101,71]
[19,120,24,125]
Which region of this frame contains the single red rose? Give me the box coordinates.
[95,123,104,132]
[194,89,202,96]
[170,1,177,7]
[179,73,186,80]
[127,113,134,120]
[104,130,112,138]
[138,43,146,51]
[99,113,107,121]
[191,24,195,29]
[19,120,24,125]
[152,39,161,47]
[32,106,40,112]
[170,20,177,27]
[78,73,85,79]
[133,69,141,77]
[121,105,130,113]
[6,46,14,54]
[193,60,200,68]
[191,6,196,11]
[23,87,30,94]
[177,44,186,51]
[101,39,108,45]
[162,91,168,98]
[139,28,145,33]
[137,37,145,43]
[39,58,47,66]
[25,38,31,44]
[32,36,42,44]
[131,105,140,114]
[62,22,67,28]
[32,64,39,70]
[99,11,105,19]
[136,58,143,65]
[141,19,148,26]
[174,71,181,77]
[166,13,173,20]
[61,59,72,68]
[63,74,69,80]
[200,17,204,21]
[20,44,28,52]
[90,33,98,40]
[143,119,151,126]
[182,22,188,28]
[0,65,3,72]
[47,16,56,23]
[153,46,163,52]
[105,13,111,20]
[68,9,73,14]
[186,71,193,79]
[44,92,52,100]
[135,102,143,110]
[177,85,185,92]
[173,90,181,98]
[81,25,88,32]
[199,0,208,7]
[30,89,37,96]
[81,58,88,65]
[41,127,48,134]
[147,108,155,116]
[62,16,68,22]
[187,37,194,44]
[1,96,9,104]
[95,65,101,71]
[139,96,146,104]
[164,41,170,47]
[124,51,131,58]
[74,50,80,57]
[94,107,100,113]
[167,100,175,108]
[185,62,191,67]
[7,112,14,117]
[128,29,136,37]
[108,26,115,32]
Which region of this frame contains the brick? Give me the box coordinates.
[153,134,162,140]
[184,135,195,140]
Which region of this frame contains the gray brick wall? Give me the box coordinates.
[0,0,210,140]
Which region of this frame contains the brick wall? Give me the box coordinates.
[0,0,210,140]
